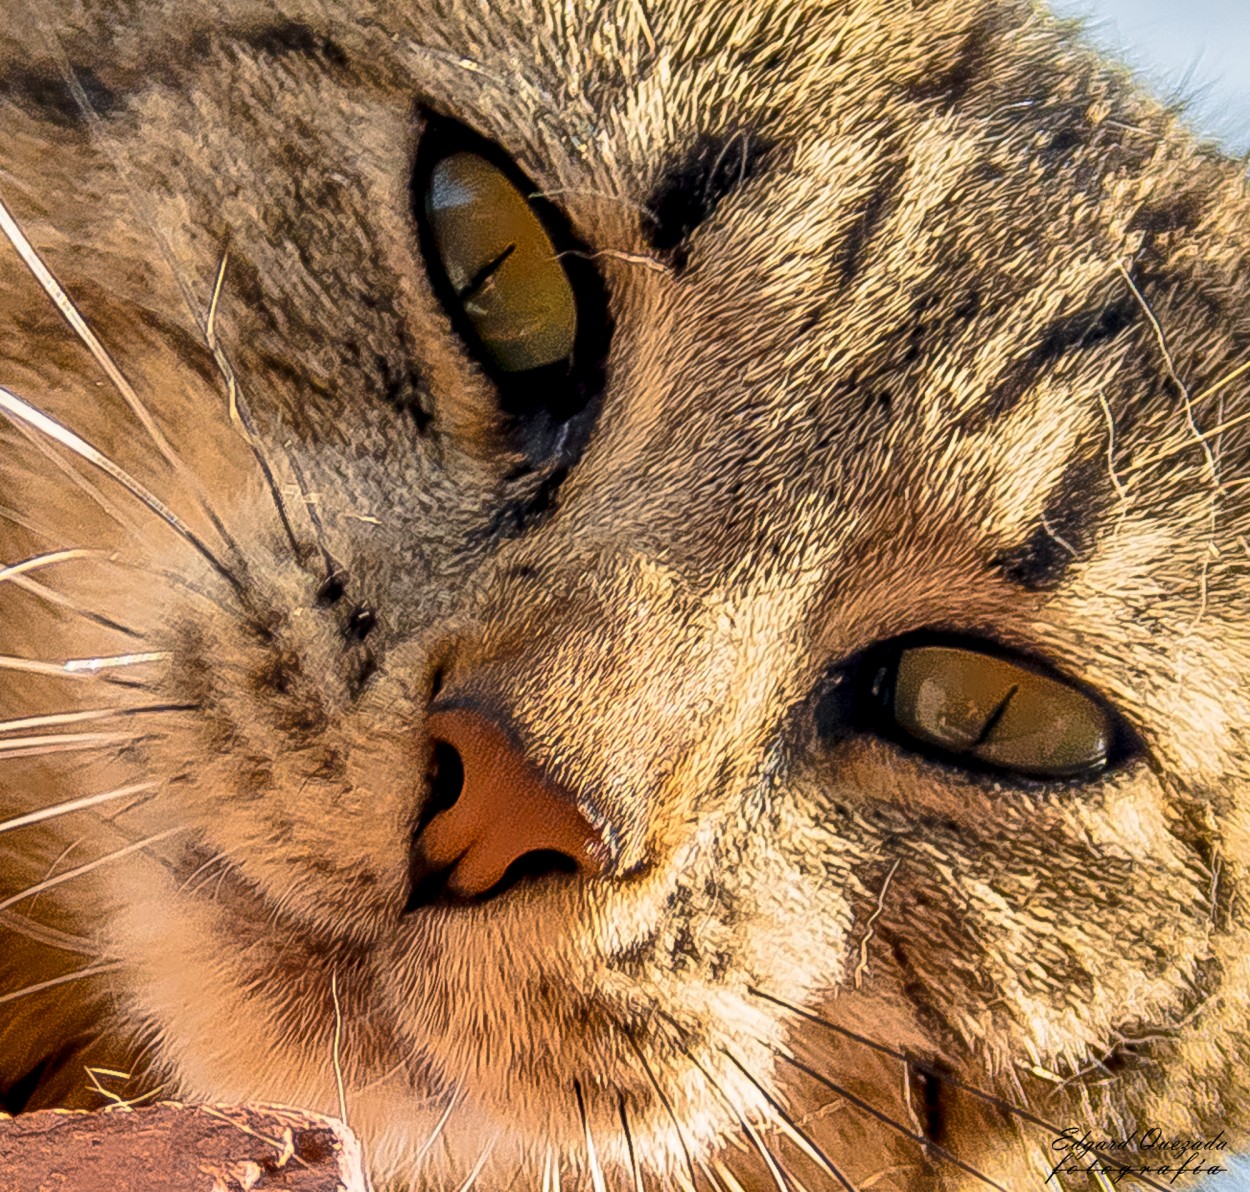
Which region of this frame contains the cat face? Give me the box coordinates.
[1,0,1248,1187]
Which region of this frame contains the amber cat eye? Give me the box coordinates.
[424,152,578,373]
[411,117,610,442]
[835,633,1140,783]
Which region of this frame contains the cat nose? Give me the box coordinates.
[410,706,609,903]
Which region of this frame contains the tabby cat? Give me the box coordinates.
[1,0,1248,1187]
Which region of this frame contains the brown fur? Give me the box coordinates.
[1,0,1249,1187]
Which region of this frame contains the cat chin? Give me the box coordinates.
[103,866,785,1187]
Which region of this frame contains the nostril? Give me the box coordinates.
[486,848,579,900]
[406,847,578,911]
[406,740,467,912]
[425,740,464,818]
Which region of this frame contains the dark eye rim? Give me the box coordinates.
[410,112,613,439]
[817,628,1145,788]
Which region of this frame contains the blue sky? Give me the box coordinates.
[1049,0,1250,154]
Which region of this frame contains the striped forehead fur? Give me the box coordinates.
[1,0,1250,1189]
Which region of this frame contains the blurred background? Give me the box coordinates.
[1049,0,1249,154]
[1040,3,1246,1188]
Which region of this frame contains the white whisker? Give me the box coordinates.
[177,852,230,896]
[0,709,105,734]
[711,1160,749,1192]
[411,1089,460,1167]
[699,1158,731,1192]
[0,501,51,539]
[0,650,167,679]
[618,1096,647,1192]
[0,780,157,835]
[330,970,349,1125]
[721,1048,855,1192]
[721,1092,789,1191]
[1193,357,1250,406]
[0,384,248,598]
[0,505,255,635]
[276,429,340,579]
[13,419,149,541]
[10,574,145,640]
[0,481,239,626]
[0,548,143,637]
[206,252,310,568]
[0,196,160,450]
[0,191,251,570]
[454,1139,496,1192]
[574,1079,609,1192]
[5,82,309,578]
[63,651,168,673]
[0,548,106,585]
[618,1026,700,1191]
[0,731,139,760]
[0,827,182,915]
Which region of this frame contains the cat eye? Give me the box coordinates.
[423,153,577,373]
[834,634,1138,783]
[412,118,610,442]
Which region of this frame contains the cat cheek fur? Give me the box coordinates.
[2,0,1250,1188]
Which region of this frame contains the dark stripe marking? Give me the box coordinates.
[0,65,118,127]
[244,22,348,69]
[906,18,998,112]
[966,293,1138,431]
[1130,192,1207,235]
[644,131,773,272]
[992,456,1108,591]
[836,157,908,287]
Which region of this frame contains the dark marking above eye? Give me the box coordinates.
[1038,295,1138,358]
[836,157,908,288]
[994,524,1075,593]
[644,131,774,271]
[244,22,348,69]
[1045,124,1088,157]
[992,456,1109,591]
[905,19,997,112]
[964,292,1139,430]
[0,64,118,127]
[1129,193,1207,235]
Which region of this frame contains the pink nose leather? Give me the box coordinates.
[419,707,608,898]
